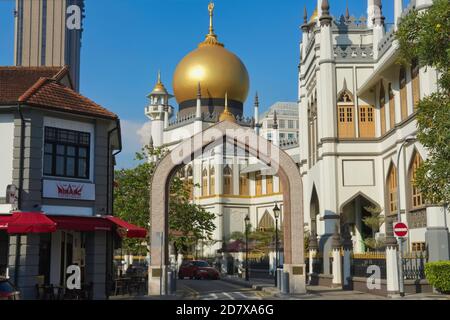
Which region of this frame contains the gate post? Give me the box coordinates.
[342,224,353,289]
[385,218,400,296]
[331,227,342,288]
[308,232,319,284]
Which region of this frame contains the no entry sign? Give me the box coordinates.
[394,222,408,237]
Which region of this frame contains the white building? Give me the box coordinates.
[259,102,299,144]
[298,0,449,274]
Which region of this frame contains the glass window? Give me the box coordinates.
[43,127,90,179]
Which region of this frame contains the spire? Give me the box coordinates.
[345,1,350,21]
[219,92,235,122]
[303,6,308,25]
[201,1,224,47]
[149,136,154,151]
[197,82,202,99]
[254,92,259,108]
[343,78,348,91]
[320,0,332,26]
[157,70,161,84]
[273,111,278,130]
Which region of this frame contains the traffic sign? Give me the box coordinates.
[394,222,408,237]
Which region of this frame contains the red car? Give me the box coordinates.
[178,260,220,280]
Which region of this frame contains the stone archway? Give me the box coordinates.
[148,121,305,295]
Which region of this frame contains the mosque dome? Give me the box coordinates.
[172,2,249,116]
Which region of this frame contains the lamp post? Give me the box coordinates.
[396,135,415,297]
[244,214,250,281]
[273,203,281,287]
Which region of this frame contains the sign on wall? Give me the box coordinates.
[43,180,95,201]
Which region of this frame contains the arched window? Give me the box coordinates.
[202,168,208,197]
[223,165,233,195]
[399,67,408,121]
[380,83,386,135]
[209,166,215,195]
[337,87,355,138]
[389,83,396,130]
[258,210,275,231]
[387,164,398,215]
[410,152,425,209]
[266,175,273,194]
[239,172,249,196]
[255,172,263,196]
[186,165,194,200]
[411,59,420,111]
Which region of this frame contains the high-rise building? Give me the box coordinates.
[14,0,84,91]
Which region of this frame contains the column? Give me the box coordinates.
[385,218,400,296]
[342,224,353,289]
[331,227,342,288]
[308,231,319,283]
[85,231,108,300]
[426,206,450,262]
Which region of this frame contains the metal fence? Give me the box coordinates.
[351,252,387,279]
[403,251,427,280]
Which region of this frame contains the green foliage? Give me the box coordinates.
[248,228,283,254]
[362,206,385,251]
[396,0,450,205]
[114,145,216,256]
[229,231,245,241]
[425,261,450,293]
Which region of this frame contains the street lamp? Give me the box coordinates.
[273,203,281,287]
[244,215,250,281]
[396,135,415,297]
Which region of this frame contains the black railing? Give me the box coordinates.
[313,257,323,274]
[403,251,427,280]
[352,257,387,279]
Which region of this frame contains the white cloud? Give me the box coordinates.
[116,119,151,168]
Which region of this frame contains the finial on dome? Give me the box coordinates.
[219,92,236,122]
[157,70,161,84]
[201,1,224,47]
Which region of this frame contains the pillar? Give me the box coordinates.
[85,231,108,300]
[342,224,353,289]
[426,206,450,262]
[308,231,319,283]
[394,0,403,28]
[331,227,342,288]
[385,218,400,296]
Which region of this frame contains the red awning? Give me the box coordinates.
[8,212,57,234]
[105,216,148,239]
[48,216,112,232]
[0,215,12,230]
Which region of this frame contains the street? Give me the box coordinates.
[178,280,272,300]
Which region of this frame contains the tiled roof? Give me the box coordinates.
[0,66,118,120]
[0,66,63,104]
[20,78,118,119]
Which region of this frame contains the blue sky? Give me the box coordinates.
[0,0,396,168]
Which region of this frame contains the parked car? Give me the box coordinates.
[178,260,220,280]
[0,277,20,300]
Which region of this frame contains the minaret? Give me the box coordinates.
[316,0,323,26]
[194,82,203,134]
[301,7,310,58]
[254,92,260,135]
[367,0,375,28]
[372,0,385,60]
[145,71,173,149]
[272,111,279,147]
[394,0,403,28]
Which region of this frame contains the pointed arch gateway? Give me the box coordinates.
[148,121,306,294]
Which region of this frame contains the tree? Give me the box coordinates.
[362,206,385,251]
[114,145,216,256]
[396,0,450,205]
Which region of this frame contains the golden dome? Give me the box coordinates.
[172,2,250,105]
